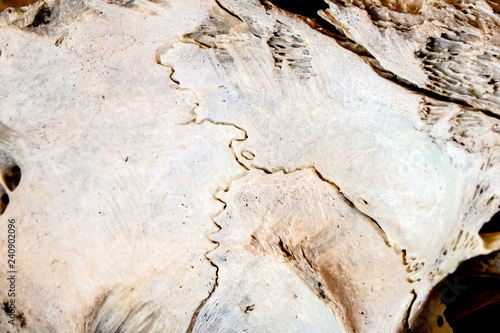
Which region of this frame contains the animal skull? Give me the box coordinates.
[0,0,499,331]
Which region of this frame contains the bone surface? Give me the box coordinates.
[0,0,499,332]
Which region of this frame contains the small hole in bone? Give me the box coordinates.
[3,165,21,192]
[358,198,368,205]
[29,5,51,27]
[241,150,255,160]
[0,191,9,215]
[437,315,444,327]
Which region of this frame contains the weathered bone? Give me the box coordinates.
[0,0,498,332]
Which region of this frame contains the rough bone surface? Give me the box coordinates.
[0,0,499,332]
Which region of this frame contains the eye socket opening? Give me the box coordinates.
[448,302,500,333]
[413,251,500,332]
[441,273,500,333]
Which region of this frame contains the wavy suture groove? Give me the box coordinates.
[185,262,219,333]
[156,31,412,332]
[249,162,393,248]
[157,42,251,332]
